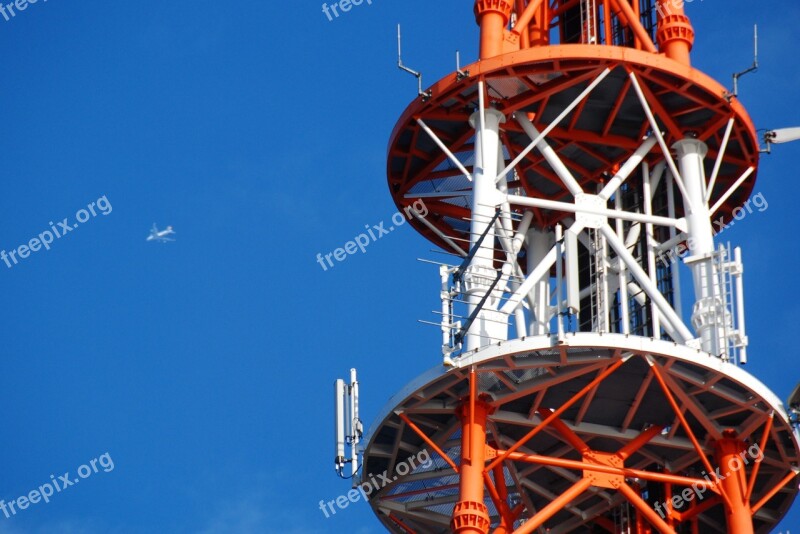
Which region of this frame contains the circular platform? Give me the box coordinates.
[362,334,798,532]
[388,45,760,256]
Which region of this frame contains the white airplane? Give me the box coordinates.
[147,224,176,243]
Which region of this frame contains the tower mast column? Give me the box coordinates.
[452,376,491,534]
[714,432,755,534]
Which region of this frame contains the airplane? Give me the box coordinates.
[147,224,176,243]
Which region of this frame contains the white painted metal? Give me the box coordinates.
[411,70,757,368]
[349,368,360,477]
[706,118,735,203]
[555,224,566,340]
[641,162,661,336]
[465,107,507,351]
[516,115,584,196]
[628,72,696,214]
[770,127,800,144]
[734,247,748,364]
[601,224,693,342]
[506,193,685,230]
[614,193,630,334]
[598,135,657,200]
[497,68,611,182]
[416,118,473,182]
[709,166,756,215]
[334,370,362,477]
[566,228,581,315]
[665,170,683,321]
[526,229,553,336]
[675,139,726,355]
[334,378,346,468]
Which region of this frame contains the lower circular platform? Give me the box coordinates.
[362,333,799,533]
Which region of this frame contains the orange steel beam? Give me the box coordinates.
[674,495,720,522]
[550,0,582,20]
[486,358,625,471]
[512,477,593,534]
[625,67,685,140]
[514,0,530,48]
[399,126,474,190]
[745,412,774,501]
[714,435,754,534]
[494,461,510,505]
[751,470,799,514]
[648,362,721,486]
[608,0,658,53]
[601,77,631,136]
[468,368,477,462]
[453,397,491,534]
[617,424,664,460]
[617,482,676,534]
[537,407,591,454]
[511,0,545,40]
[665,481,675,527]
[397,412,459,473]
[501,66,606,114]
[529,0,549,47]
[496,450,716,490]
[389,513,418,534]
[482,471,515,532]
[602,0,612,46]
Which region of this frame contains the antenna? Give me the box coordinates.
[762,127,800,154]
[333,369,362,478]
[456,50,469,82]
[731,24,759,98]
[397,25,431,101]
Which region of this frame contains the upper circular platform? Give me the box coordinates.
[362,334,798,533]
[387,45,759,254]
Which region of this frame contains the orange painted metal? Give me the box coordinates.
[655,0,695,65]
[511,478,593,534]
[714,435,754,534]
[486,358,625,471]
[452,394,492,534]
[496,449,716,491]
[397,412,460,473]
[751,470,799,514]
[745,412,773,501]
[609,0,657,53]
[389,513,418,534]
[616,482,676,534]
[475,0,514,59]
[649,362,721,488]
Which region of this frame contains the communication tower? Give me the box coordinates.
[336,1,800,532]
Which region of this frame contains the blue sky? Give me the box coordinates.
[0,1,798,532]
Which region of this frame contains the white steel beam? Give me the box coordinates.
[600,224,694,342]
[497,68,612,183]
